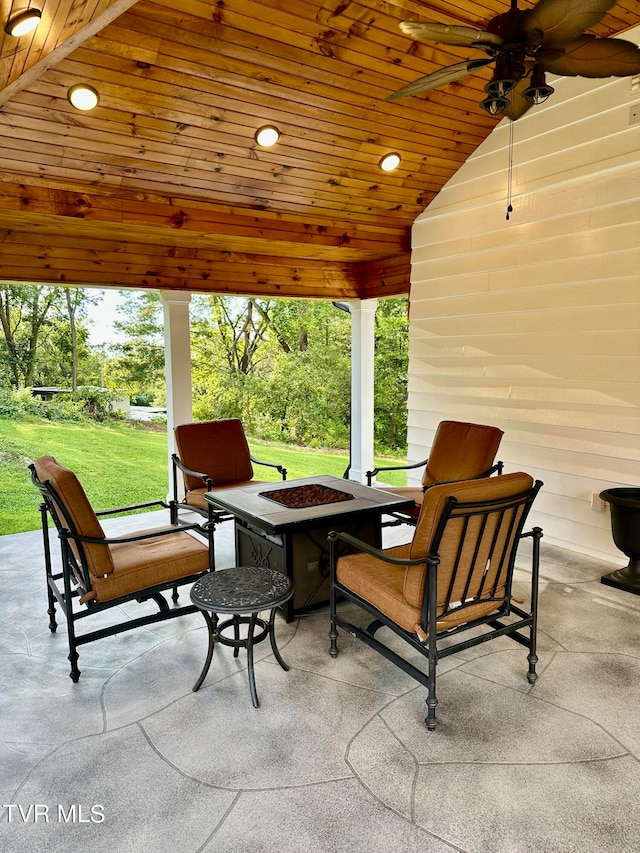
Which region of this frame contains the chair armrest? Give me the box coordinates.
[251,455,287,481]
[95,500,168,518]
[328,530,430,568]
[62,521,207,546]
[366,458,427,486]
[171,454,213,489]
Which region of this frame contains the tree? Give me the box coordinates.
[374,298,409,453]
[61,288,102,391]
[33,288,103,391]
[106,291,165,403]
[189,295,408,451]
[208,296,274,374]
[0,284,62,388]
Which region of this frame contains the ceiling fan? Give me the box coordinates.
[387,0,640,119]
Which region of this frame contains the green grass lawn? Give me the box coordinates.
[0,416,407,535]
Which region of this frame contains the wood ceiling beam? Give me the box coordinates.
[0,225,369,298]
[0,181,410,259]
[0,179,411,299]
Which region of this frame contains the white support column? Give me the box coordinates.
[348,298,377,484]
[161,291,193,498]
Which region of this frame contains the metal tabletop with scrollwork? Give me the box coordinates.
[190,566,293,614]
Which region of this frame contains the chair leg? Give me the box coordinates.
[328,534,339,657]
[329,622,339,658]
[68,647,81,683]
[65,604,81,683]
[59,539,81,682]
[527,526,543,685]
[40,503,58,633]
[425,558,439,730]
[425,654,438,731]
[47,583,58,634]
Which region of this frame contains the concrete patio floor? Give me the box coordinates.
[1,508,640,852]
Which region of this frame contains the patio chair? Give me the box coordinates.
[170,419,287,545]
[329,471,543,730]
[366,419,504,527]
[30,455,213,683]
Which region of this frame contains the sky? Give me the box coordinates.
[85,289,125,347]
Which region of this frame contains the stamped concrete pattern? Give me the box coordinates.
[1,511,639,852]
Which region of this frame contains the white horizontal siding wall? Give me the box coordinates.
[408,27,640,563]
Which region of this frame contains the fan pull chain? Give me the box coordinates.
[506,120,514,221]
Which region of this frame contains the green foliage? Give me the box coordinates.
[0,284,63,387]
[0,285,410,457]
[0,388,42,418]
[0,415,407,535]
[244,347,350,447]
[0,416,171,536]
[0,285,105,391]
[191,296,354,448]
[105,291,165,403]
[374,299,409,454]
[0,387,123,424]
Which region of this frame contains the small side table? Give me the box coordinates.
[190,567,294,707]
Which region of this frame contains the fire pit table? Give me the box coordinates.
[205,475,414,621]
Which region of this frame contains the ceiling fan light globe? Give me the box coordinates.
[522,82,554,105]
[485,77,517,97]
[522,64,554,106]
[479,94,510,116]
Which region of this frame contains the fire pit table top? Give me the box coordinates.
[205,474,414,535]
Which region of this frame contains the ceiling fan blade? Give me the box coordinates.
[540,35,640,77]
[386,58,494,101]
[522,0,617,48]
[399,21,503,50]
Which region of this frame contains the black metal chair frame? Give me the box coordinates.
[169,452,287,541]
[366,459,504,528]
[30,464,214,683]
[329,479,543,730]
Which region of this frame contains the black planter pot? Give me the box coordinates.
[600,488,640,595]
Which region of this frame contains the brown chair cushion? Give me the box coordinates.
[337,473,533,637]
[185,480,267,510]
[91,527,209,602]
[374,486,423,513]
[406,471,534,608]
[337,544,422,634]
[422,420,503,487]
[174,419,254,491]
[374,421,503,514]
[34,455,114,578]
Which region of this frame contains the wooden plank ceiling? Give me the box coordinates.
[0,0,638,299]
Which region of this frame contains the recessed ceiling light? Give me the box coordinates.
[5,9,42,37]
[379,152,401,172]
[254,126,280,147]
[67,84,100,111]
